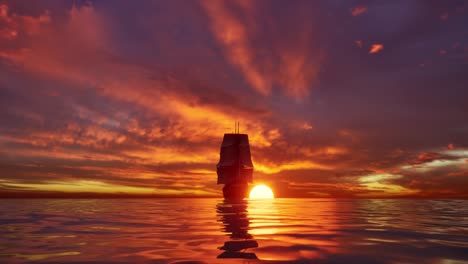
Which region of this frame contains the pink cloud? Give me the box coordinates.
[201,0,324,99]
[0,2,466,198]
[0,3,50,40]
[201,0,270,95]
[351,6,367,16]
[355,40,363,48]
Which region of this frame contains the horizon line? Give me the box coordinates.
[0,191,467,199]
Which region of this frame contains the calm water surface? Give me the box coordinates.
[0,199,467,263]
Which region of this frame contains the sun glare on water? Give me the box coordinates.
[249,184,274,199]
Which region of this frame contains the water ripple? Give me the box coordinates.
[0,199,467,263]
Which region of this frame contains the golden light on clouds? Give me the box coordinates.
[254,160,331,174]
[0,180,155,194]
[0,179,217,196]
[358,174,418,196]
[361,182,417,195]
[1,2,466,199]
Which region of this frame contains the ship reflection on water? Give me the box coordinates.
[216,200,258,259]
[1,199,467,263]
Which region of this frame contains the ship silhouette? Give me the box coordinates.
[217,122,254,200]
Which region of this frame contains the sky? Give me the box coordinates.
[0,0,467,198]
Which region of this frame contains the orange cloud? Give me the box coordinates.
[369,44,384,54]
[254,160,331,174]
[0,4,281,150]
[0,179,217,196]
[302,122,313,130]
[201,0,270,95]
[277,48,323,98]
[2,2,465,199]
[298,146,348,158]
[0,3,294,199]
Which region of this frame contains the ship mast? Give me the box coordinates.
[216,122,254,198]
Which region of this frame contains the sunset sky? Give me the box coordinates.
[0,1,467,198]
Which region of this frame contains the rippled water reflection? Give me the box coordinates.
[0,199,467,263]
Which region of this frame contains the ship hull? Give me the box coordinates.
[223,183,248,200]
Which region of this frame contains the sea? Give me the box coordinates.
[0,198,467,264]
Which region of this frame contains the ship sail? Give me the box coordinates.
[217,134,253,185]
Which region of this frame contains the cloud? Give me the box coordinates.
[402,149,467,172]
[201,0,270,95]
[201,0,324,99]
[302,122,313,130]
[388,148,468,197]
[355,40,363,48]
[0,1,467,198]
[411,152,445,165]
[351,6,367,17]
[0,3,50,40]
[0,2,283,197]
[255,160,331,174]
[358,173,415,195]
[369,44,384,54]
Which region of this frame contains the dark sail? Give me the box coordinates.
[217,134,253,185]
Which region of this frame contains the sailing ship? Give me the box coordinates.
[217,122,254,200]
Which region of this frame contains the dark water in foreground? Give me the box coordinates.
[0,199,467,264]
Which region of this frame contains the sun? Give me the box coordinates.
[249,184,274,199]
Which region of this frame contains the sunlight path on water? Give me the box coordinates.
[0,199,467,263]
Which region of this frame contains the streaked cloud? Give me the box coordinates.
[0,1,467,198]
[201,0,324,99]
[201,0,270,95]
[255,160,331,175]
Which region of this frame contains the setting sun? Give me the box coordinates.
[249,184,274,199]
